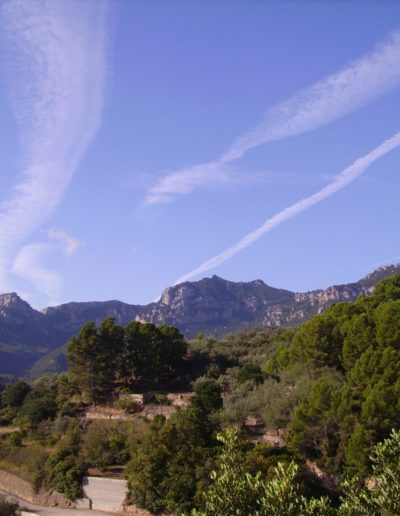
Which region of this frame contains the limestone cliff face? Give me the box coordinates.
[0,264,399,376]
[137,276,294,336]
[0,292,49,345]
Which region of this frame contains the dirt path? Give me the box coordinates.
[0,490,115,515]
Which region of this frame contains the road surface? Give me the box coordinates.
[0,490,115,515]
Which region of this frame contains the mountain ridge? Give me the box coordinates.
[1,263,399,377]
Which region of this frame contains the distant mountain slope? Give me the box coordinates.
[0,264,399,377]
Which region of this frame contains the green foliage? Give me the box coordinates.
[368,274,400,306]
[191,427,400,515]
[375,299,400,348]
[7,431,23,448]
[18,388,57,429]
[340,429,400,515]
[341,313,376,370]
[267,275,400,477]
[234,364,265,384]
[191,429,334,516]
[0,440,47,486]
[191,378,223,415]
[67,318,123,403]
[219,363,328,431]
[126,405,217,514]
[1,381,31,407]
[68,319,187,399]
[82,423,130,471]
[291,312,344,370]
[46,448,84,500]
[122,322,187,387]
[290,375,342,462]
[1,275,400,513]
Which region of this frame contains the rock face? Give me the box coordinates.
[0,264,399,376]
[137,276,294,336]
[136,265,400,333]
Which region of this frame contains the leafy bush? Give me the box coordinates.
[7,431,23,448]
[190,429,333,516]
[46,449,84,500]
[2,381,31,408]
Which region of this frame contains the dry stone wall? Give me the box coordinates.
[0,469,74,508]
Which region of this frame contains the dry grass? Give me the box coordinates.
[0,426,19,436]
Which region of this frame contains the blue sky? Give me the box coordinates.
[1,0,400,308]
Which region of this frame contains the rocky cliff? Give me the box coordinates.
[0,264,399,376]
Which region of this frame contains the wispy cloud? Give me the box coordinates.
[144,164,330,205]
[173,130,400,285]
[145,162,231,205]
[0,0,109,293]
[12,244,63,305]
[145,29,400,205]
[46,228,84,256]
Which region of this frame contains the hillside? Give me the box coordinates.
[0,264,399,377]
[2,274,400,514]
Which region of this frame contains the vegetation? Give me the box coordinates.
[191,428,400,515]
[67,319,187,402]
[0,275,400,514]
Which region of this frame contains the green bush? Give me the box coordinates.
[46,449,84,500]
[7,431,23,448]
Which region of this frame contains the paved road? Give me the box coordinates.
[0,490,115,515]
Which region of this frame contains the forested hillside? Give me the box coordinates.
[1,275,400,514]
[1,264,400,378]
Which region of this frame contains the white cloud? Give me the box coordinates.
[174,130,400,285]
[0,0,109,293]
[144,162,230,205]
[46,228,84,256]
[12,244,63,305]
[145,29,400,205]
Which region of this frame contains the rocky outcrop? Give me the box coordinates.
[0,264,399,377]
[137,275,294,336]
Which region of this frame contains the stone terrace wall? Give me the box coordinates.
[83,476,128,512]
[0,469,74,507]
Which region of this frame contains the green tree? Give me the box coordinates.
[375,299,400,349]
[2,381,31,407]
[46,449,84,500]
[67,318,123,402]
[291,313,344,370]
[127,406,216,514]
[123,321,186,386]
[191,429,334,516]
[290,376,342,462]
[341,313,376,371]
[191,378,223,416]
[340,429,400,515]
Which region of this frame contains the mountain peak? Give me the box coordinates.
[0,292,30,309]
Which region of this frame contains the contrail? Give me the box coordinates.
[0,0,109,295]
[145,29,400,205]
[12,244,62,306]
[173,131,400,285]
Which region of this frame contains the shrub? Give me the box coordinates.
[46,449,84,500]
[8,431,23,448]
